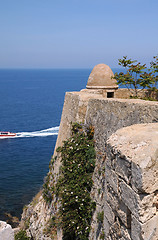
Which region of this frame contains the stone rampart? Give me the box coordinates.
[55,92,158,240]
[20,90,158,240]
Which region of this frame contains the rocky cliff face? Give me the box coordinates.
[20,90,158,240]
[102,123,158,239]
[0,221,14,240]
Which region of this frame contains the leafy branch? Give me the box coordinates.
[114,56,157,97]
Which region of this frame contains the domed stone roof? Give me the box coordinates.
[86,64,118,89]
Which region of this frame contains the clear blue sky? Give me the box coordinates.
[0,0,158,68]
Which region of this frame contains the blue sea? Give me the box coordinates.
[0,68,120,221]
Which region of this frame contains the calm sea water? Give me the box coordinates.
[0,68,120,221]
[0,69,93,220]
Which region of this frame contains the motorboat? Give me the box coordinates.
[0,131,16,137]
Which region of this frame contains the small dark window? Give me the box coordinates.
[107,92,114,98]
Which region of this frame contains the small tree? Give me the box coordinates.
[114,56,155,97]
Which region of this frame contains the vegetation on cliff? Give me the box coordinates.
[15,230,31,240]
[56,123,96,240]
[114,55,158,98]
[43,123,96,239]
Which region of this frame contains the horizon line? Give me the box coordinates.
[0,67,122,70]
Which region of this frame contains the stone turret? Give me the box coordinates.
[86,63,118,98]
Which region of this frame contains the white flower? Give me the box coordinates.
[71,192,73,194]
[76,196,78,198]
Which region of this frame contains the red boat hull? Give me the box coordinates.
[0,132,16,137]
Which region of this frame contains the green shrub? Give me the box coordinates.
[56,123,96,240]
[15,230,30,240]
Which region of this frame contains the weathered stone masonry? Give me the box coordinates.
[104,123,158,240]
[21,91,158,240]
[55,92,158,240]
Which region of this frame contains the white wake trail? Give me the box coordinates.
[15,126,59,138]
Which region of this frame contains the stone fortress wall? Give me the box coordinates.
[18,64,158,240]
[58,91,158,240]
[54,64,158,240]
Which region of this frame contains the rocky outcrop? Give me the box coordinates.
[102,123,158,240]
[0,221,14,240]
[21,192,52,240]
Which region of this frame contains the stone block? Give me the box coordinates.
[105,145,116,169]
[131,157,158,194]
[139,193,157,223]
[103,216,110,237]
[119,180,140,218]
[120,224,131,240]
[105,186,119,211]
[104,201,115,225]
[119,180,156,223]
[106,193,131,230]
[108,217,131,239]
[115,155,131,184]
[118,201,131,229]
[105,165,119,194]
[109,218,122,239]
[131,214,158,240]
[106,186,131,229]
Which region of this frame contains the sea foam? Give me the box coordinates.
[0,126,59,139]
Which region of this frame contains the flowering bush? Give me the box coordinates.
[56,123,96,240]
